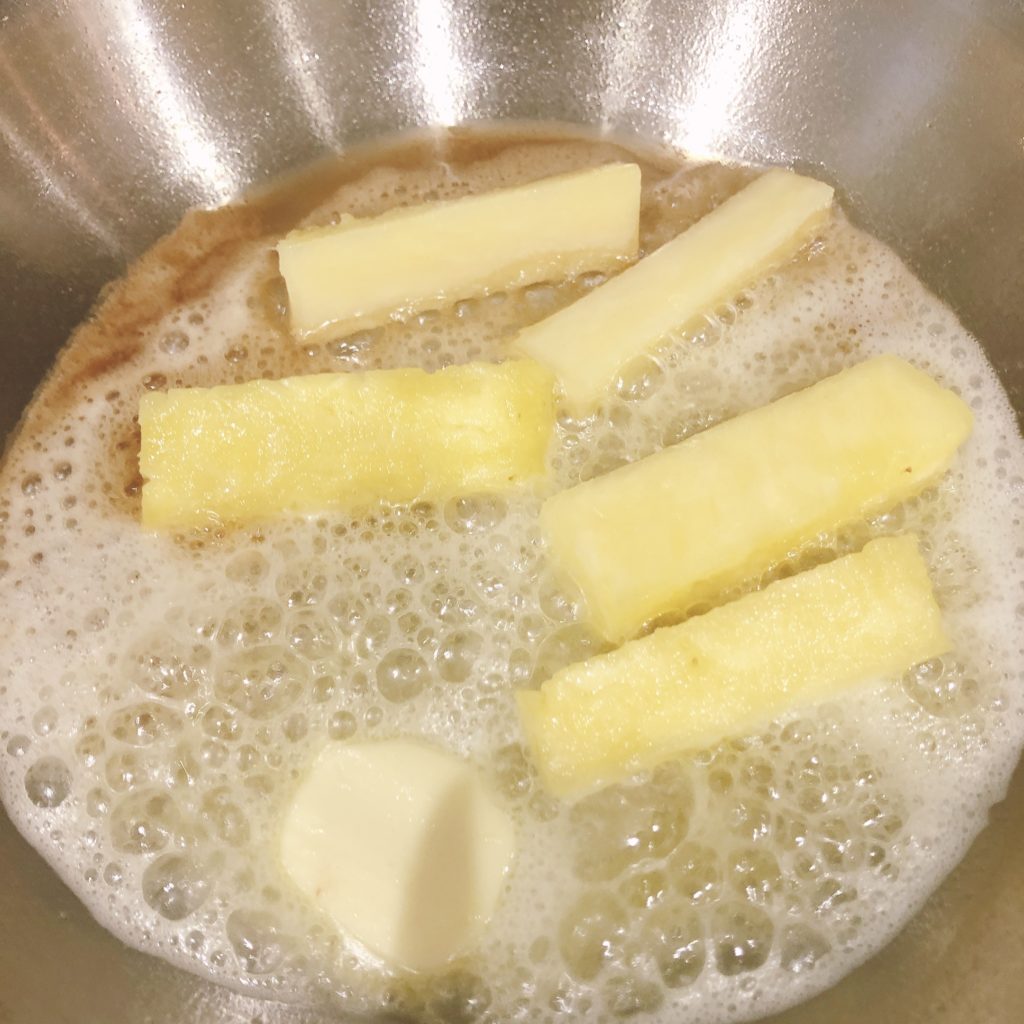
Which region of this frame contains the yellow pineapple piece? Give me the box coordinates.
[518,535,949,797]
[139,360,555,529]
[278,163,642,339]
[542,355,972,642]
[513,169,834,411]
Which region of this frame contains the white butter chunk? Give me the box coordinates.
[513,168,834,411]
[279,739,516,973]
[277,162,642,339]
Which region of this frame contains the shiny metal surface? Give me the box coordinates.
[1,1,1022,1021]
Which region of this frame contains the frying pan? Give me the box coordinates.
[1,1,1022,1021]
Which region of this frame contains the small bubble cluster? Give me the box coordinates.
[0,128,1022,1024]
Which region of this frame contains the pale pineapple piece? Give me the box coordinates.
[139,360,555,529]
[543,355,972,642]
[513,169,834,411]
[518,535,949,797]
[277,162,642,339]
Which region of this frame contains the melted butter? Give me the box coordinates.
[0,125,1022,1023]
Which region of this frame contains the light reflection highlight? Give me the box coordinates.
[0,54,122,253]
[674,0,766,156]
[413,0,466,126]
[105,0,240,203]
[270,0,340,146]
[0,111,121,254]
[601,0,649,128]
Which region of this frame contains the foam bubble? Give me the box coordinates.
[0,128,1022,1023]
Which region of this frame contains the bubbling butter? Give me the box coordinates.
[0,127,1022,1023]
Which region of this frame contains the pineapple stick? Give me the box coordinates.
[139,360,555,529]
[542,355,972,643]
[513,169,834,412]
[277,163,642,339]
[518,535,949,797]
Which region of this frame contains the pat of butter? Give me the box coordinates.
[513,168,834,411]
[279,740,516,973]
[276,162,642,339]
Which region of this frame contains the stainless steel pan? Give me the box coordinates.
[1,1,1022,1020]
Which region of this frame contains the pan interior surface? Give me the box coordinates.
[1,3,1023,1023]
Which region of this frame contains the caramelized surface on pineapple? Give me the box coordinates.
[0,126,1022,1024]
